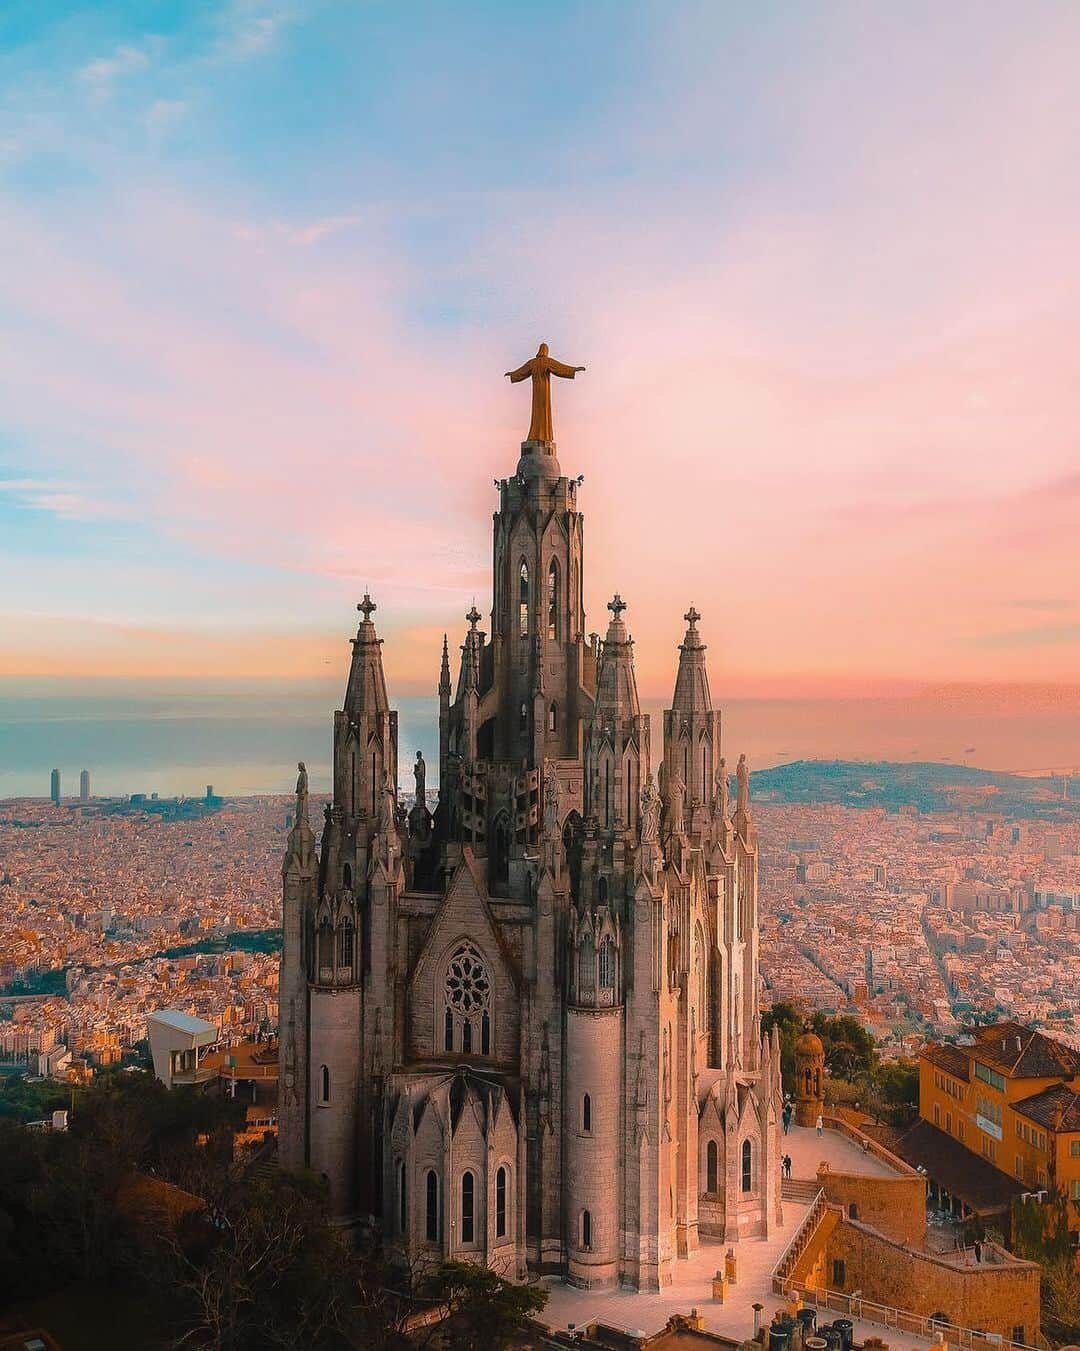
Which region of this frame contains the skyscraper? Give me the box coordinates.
[80,769,90,803]
[50,768,61,806]
[278,351,781,1289]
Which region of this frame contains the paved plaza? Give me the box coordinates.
[783,1123,906,1181]
[538,1127,928,1349]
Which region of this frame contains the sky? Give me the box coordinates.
[2,0,1080,710]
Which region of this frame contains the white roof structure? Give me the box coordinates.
[147,1008,218,1089]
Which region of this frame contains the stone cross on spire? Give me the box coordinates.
[466,604,481,630]
[608,594,627,618]
[684,605,701,630]
[358,594,377,623]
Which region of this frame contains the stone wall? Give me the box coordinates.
[823,1219,1040,1343]
[815,1163,926,1246]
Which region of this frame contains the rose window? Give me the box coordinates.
[445,943,490,1014]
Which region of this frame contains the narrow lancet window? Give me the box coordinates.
[519,560,529,636]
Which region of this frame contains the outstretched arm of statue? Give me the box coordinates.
[546,359,585,378]
[505,361,534,382]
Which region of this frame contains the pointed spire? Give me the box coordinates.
[344,594,390,717]
[594,593,640,721]
[457,606,483,697]
[439,634,451,698]
[671,604,712,715]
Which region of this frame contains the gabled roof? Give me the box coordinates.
[1013,1084,1080,1134]
[922,1041,972,1082]
[969,1021,1080,1078]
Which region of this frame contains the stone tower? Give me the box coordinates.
[794,1026,825,1128]
[279,349,782,1288]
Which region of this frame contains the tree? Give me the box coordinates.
[158,1166,357,1350]
[1043,1255,1080,1336]
[762,1001,803,1092]
[429,1261,548,1351]
[811,1013,877,1081]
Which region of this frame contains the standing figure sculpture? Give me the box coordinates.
[505,343,585,442]
[295,761,309,821]
[413,751,426,807]
[377,767,397,836]
[736,753,751,815]
[713,757,729,820]
[639,772,661,844]
[543,762,561,839]
[664,770,686,839]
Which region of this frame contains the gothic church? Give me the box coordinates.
[279,350,782,1290]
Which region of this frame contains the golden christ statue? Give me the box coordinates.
[505,342,585,442]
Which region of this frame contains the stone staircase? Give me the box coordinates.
[782,1177,822,1204]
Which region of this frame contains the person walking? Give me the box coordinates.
[782,1103,792,1135]
[815,1113,823,1137]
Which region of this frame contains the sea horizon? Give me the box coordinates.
[3,680,1078,800]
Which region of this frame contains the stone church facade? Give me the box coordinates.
[278,418,783,1290]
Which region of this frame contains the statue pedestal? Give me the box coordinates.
[517,439,561,479]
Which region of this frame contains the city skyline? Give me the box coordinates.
[2,2,1080,717]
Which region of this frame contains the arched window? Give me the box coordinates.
[582,1093,592,1133]
[342,862,352,891]
[579,934,595,1000]
[741,1139,753,1193]
[444,941,491,1054]
[518,560,529,636]
[547,560,559,640]
[319,1064,330,1104]
[461,1171,475,1244]
[696,922,709,1030]
[581,1209,592,1249]
[496,1165,508,1238]
[707,1139,718,1193]
[598,937,615,990]
[339,921,354,970]
[425,1170,439,1243]
[548,702,558,732]
[318,919,333,974]
[397,1159,407,1232]
[481,1011,491,1055]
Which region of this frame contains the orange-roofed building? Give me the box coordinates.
[912,1021,1080,1234]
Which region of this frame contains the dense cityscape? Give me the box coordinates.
[3,779,1077,1082]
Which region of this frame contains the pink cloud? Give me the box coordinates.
[3,3,1080,694]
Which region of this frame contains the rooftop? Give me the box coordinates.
[147,1009,217,1037]
[894,1118,1024,1215]
[1012,1082,1080,1133]
[967,1021,1080,1078]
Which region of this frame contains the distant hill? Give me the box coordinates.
[751,760,1077,819]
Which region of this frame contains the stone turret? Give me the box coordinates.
[585,595,651,868]
[795,1025,825,1128]
[279,762,317,1172]
[663,606,722,846]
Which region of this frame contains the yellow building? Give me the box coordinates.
[912,1021,1080,1237]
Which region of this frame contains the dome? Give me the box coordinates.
[795,1029,824,1056]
